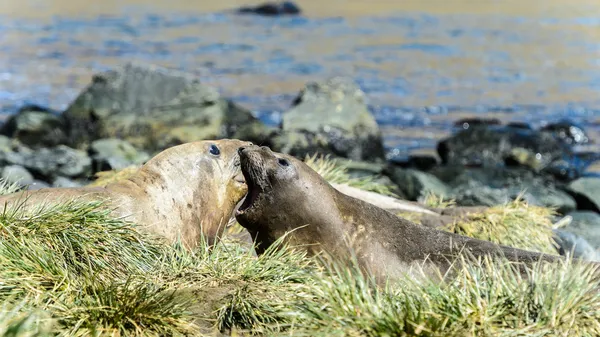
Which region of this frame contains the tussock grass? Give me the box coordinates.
[420,191,456,209]
[2,154,596,336]
[0,190,598,336]
[445,195,559,254]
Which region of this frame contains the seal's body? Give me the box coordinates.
[0,139,252,249]
[235,145,570,283]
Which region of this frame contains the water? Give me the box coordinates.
[1,0,600,158]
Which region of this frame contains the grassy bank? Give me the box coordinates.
[1,157,598,336]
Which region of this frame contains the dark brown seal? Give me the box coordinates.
[0,139,253,249]
[235,145,587,283]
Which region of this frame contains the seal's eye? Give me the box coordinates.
[209,144,220,156]
[278,158,290,167]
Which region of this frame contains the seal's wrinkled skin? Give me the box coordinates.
[0,139,252,249]
[235,145,575,284]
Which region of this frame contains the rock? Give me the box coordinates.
[1,165,34,187]
[553,229,600,262]
[0,105,68,149]
[384,166,452,201]
[567,177,600,212]
[453,117,501,130]
[541,119,589,145]
[388,150,440,171]
[5,145,92,180]
[26,180,51,191]
[506,122,533,130]
[62,62,270,152]
[431,166,577,213]
[274,77,385,162]
[437,123,571,171]
[561,211,600,249]
[0,135,13,152]
[89,138,150,171]
[236,1,301,16]
[52,176,83,188]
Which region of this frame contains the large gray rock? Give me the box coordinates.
[553,229,600,262]
[273,77,385,162]
[89,138,150,171]
[384,166,451,201]
[52,176,83,188]
[431,166,577,213]
[437,121,578,177]
[568,177,600,212]
[4,145,92,180]
[62,62,271,151]
[561,211,600,249]
[0,105,68,149]
[1,165,34,187]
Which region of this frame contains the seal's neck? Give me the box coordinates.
[121,161,231,248]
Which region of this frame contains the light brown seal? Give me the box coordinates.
[234,145,591,284]
[0,139,253,249]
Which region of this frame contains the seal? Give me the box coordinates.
[0,139,253,249]
[235,145,582,284]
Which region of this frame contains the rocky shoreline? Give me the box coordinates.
[3,61,600,261]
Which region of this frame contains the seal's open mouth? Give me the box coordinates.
[237,179,260,214]
[236,146,270,215]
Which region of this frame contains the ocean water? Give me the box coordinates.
[1,0,599,158]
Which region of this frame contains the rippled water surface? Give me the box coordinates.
[1,0,600,157]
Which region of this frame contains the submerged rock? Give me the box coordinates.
[62,62,270,152]
[89,138,150,171]
[0,105,68,149]
[274,77,385,162]
[236,1,301,16]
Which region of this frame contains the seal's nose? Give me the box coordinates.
[238,146,246,156]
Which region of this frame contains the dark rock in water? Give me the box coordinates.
[437,123,571,172]
[567,177,600,212]
[506,122,533,130]
[4,145,92,180]
[1,165,34,187]
[384,166,452,201]
[553,229,600,262]
[237,1,301,16]
[62,62,270,152]
[561,211,600,250]
[89,138,150,171]
[52,176,83,188]
[388,153,440,171]
[0,105,68,149]
[453,117,501,130]
[26,180,51,191]
[430,166,577,213]
[541,119,589,145]
[274,77,385,162]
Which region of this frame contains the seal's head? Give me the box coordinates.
[136,139,253,248]
[236,145,340,254]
